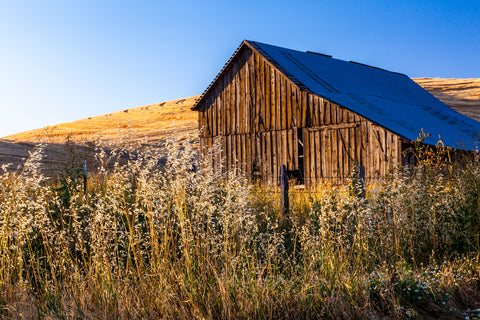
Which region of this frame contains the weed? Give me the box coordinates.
[0,134,479,318]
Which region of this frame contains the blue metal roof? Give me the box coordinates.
[248,40,480,150]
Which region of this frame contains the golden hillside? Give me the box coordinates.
[4,96,200,145]
[413,78,480,122]
[0,96,199,172]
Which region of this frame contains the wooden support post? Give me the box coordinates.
[280,164,294,255]
[358,165,366,198]
[280,164,289,216]
[83,160,88,194]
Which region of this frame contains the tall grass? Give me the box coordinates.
[0,136,480,319]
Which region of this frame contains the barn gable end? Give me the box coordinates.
[193,40,480,186]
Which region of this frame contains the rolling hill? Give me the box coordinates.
[413,78,480,122]
[3,96,199,145]
[0,96,199,173]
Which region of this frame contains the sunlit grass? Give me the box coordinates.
[0,135,479,319]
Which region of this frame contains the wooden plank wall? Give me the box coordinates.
[198,48,309,137]
[302,121,402,186]
[197,46,404,186]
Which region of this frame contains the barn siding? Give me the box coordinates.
[197,46,405,186]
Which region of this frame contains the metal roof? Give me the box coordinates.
[195,40,480,150]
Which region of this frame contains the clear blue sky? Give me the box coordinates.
[1,0,479,137]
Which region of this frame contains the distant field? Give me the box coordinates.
[413,78,480,122]
[3,96,199,145]
[1,79,479,171]
[0,96,199,171]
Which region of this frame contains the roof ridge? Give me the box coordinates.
[348,60,407,77]
[306,50,332,58]
[246,40,311,92]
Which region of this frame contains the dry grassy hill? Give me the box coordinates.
[1,79,479,173]
[413,78,480,122]
[0,96,199,173]
[3,96,199,145]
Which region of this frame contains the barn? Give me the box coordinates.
[192,40,480,186]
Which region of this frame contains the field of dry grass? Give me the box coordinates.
[0,79,479,172]
[0,96,199,171]
[413,78,480,121]
[1,135,480,319]
[3,96,199,145]
[0,140,93,174]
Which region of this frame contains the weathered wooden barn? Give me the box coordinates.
[192,40,480,186]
